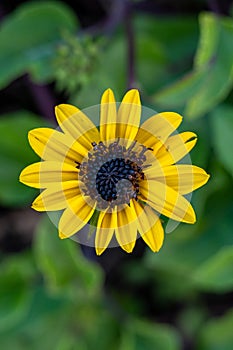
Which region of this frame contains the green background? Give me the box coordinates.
[0,1,233,349]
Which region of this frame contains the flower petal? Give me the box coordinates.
[59,195,96,239]
[55,104,100,149]
[116,89,141,141]
[140,179,196,223]
[115,203,138,253]
[130,199,158,233]
[149,165,210,194]
[55,103,80,125]
[19,161,79,189]
[99,89,117,141]
[156,132,197,165]
[139,206,164,252]
[141,221,164,253]
[95,207,117,255]
[32,181,80,212]
[28,128,87,164]
[130,199,164,252]
[136,112,182,153]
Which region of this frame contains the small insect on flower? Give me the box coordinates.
[19,89,210,255]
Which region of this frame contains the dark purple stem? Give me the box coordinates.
[87,0,137,90]
[83,0,127,36]
[125,5,136,90]
[0,4,5,19]
[26,76,57,124]
[207,0,221,14]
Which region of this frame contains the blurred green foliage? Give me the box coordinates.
[0,2,78,87]
[54,32,101,94]
[153,12,233,119]
[0,112,47,206]
[0,1,233,349]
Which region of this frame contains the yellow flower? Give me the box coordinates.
[19,89,209,255]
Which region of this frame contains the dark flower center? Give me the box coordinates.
[77,139,150,208]
[96,157,143,202]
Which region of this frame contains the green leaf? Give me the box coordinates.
[152,12,233,119]
[134,15,198,94]
[0,252,35,331]
[120,319,181,350]
[145,180,233,300]
[0,283,117,350]
[0,286,76,350]
[194,12,219,69]
[152,70,204,108]
[0,1,78,88]
[177,306,207,339]
[198,309,233,350]
[211,104,233,175]
[179,115,211,168]
[0,111,47,206]
[193,246,233,292]
[78,304,120,350]
[34,215,103,297]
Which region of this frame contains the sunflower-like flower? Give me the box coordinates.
[20,89,209,255]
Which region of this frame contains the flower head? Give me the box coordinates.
[19,89,209,255]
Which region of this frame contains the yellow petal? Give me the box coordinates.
[55,104,100,149]
[95,208,117,255]
[116,89,141,141]
[118,200,164,252]
[139,206,164,252]
[130,200,158,233]
[19,161,79,189]
[140,179,196,223]
[32,181,80,212]
[55,103,80,125]
[156,132,197,165]
[143,158,164,180]
[99,89,117,141]
[136,112,182,153]
[58,195,96,239]
[115,204,138,253]
[150,165,210,194]
[28,128,86,164]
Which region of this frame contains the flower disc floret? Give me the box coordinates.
[77,139,151,209]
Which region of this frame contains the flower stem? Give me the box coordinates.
[25,76,57,123]
[207,0,221,14]
[125,4,136,90]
